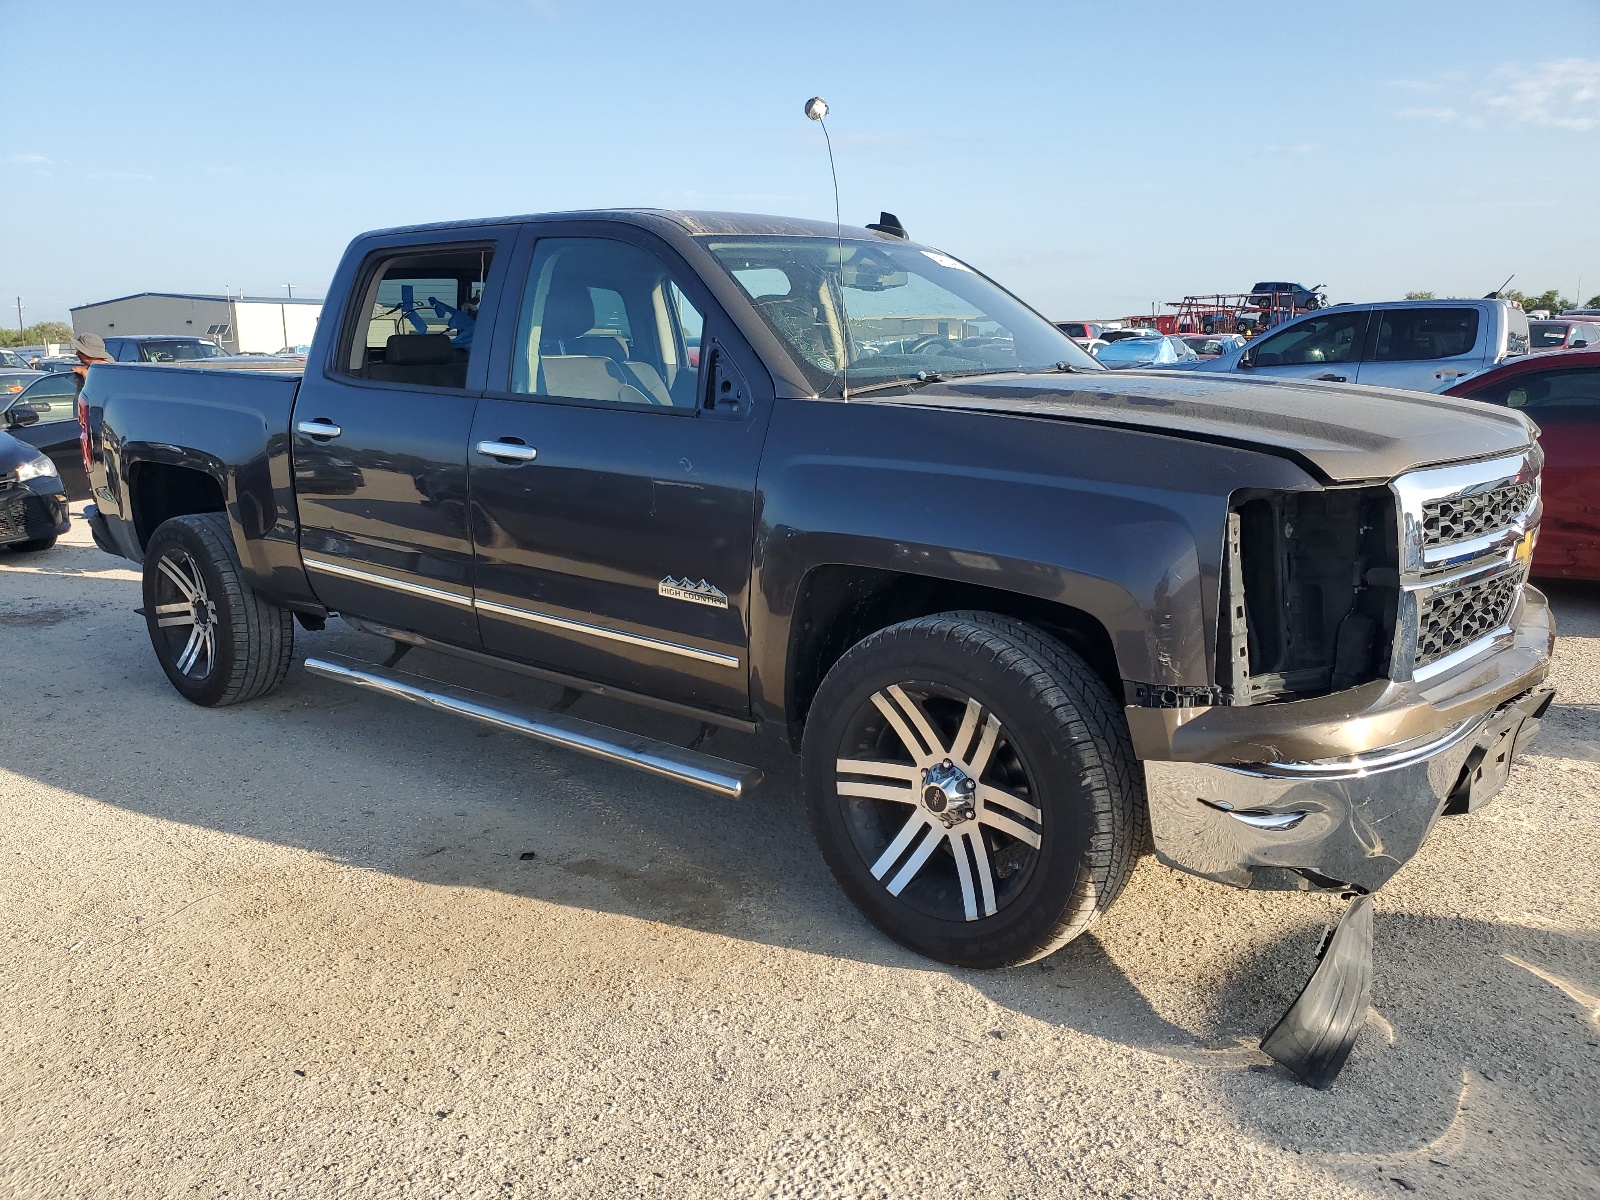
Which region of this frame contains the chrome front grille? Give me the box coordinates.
[1414,571,1521,669]
[1422,480,1536,549]
[1390,448,1540,683]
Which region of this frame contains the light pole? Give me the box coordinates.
[15,296,23,334]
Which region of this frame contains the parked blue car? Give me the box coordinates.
[1166,299,1531,392]
[1093,334,1198,370]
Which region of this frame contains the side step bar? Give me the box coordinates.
[303,653,764,799]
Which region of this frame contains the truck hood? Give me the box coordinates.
[875,369,1535,483]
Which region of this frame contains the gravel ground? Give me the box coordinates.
[2,510,1596,1200]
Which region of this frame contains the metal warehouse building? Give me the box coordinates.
[70,292,323,356]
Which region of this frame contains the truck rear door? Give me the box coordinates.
[1356,305,1487,391]
[291,230,513,647]
[466,225,771,718]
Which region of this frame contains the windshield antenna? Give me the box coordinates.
[805,96,849,401]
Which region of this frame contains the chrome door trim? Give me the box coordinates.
[476,596,740,669]
[302,556,475,608]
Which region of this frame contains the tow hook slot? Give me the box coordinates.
[1261,892,1374,1088]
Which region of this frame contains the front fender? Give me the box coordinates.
[749,397,1319,723]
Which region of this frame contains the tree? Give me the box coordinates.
[1523,289,1571,314]
[1585,294,1600,310]
[0,321,73,349]
[1405,290,1436,300]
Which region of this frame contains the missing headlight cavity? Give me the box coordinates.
[1221,487,1398,704]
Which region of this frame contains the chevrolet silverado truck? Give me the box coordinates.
[79,211,1554,1086]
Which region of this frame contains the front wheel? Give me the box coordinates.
[142,513,294,707]
[803,612,1146,969]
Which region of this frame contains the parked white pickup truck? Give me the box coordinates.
[1175,298,1530,392]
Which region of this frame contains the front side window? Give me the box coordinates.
[1251,309,1367,366]
[1469,368,1600,410]
[13,374,76,420]
[342,245,493,390]
[510,238,703,408]
[1371,307,1480,362]
[705,237,1098,395]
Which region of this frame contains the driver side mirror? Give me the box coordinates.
[1572,339,1590,349]
[3,404,40,429]
[1239,347,1256,368]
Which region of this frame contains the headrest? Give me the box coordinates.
[385,333,455,366]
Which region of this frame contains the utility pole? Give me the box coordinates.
[281,282,294,300]
[15,296,22,334]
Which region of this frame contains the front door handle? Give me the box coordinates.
[475,439,538,463]
[1314,373,1347,383]
[296,418,342,439]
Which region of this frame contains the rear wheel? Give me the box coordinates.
[803,612,1146,968]
[142,513,294,707]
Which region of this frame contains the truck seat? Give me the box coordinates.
[366,334,467,388]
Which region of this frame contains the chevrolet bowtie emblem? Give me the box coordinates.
[658,577,729,609]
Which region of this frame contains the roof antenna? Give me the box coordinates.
[805,96,849,400]
[1485,273,1515,300]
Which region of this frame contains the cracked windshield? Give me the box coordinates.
[706,237,1099,394]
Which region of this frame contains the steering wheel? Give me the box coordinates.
[907,335,952,355]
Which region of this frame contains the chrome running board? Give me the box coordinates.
[303,653,763,799]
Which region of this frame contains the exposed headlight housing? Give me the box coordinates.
[12,450,59,484]
[1220,485,1400,705]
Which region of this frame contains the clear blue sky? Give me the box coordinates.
[3,0,1597,326]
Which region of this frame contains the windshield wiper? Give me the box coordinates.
[844,369,950,398]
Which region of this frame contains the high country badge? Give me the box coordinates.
[658,577,729,609]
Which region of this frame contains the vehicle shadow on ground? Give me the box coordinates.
[4,542,1598,1183]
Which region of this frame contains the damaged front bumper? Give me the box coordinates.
[1138,587,1556,894]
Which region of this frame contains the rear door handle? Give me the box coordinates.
[475,439,537,462]
[296,418,342,439]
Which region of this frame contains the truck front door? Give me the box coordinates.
[291,234,511,646]
[1238,308,1371,384]
[467,229,770,719]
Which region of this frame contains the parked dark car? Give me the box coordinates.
[4,372,90,498]
[78,209,1555,1087]
[1529,319,1600,353]
[0,429,70,553]
[1248,281,1324,312]
[103,335,231,363]
[1445,348,1600,580]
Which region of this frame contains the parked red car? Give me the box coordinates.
[1445,348,1600,579]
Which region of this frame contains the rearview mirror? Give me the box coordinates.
[3,404,40,429]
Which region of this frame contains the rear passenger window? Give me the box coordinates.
[1371,308,1480,362]
[509,238,704,408]
[341,245,494,389]
[1472,368,1600,410]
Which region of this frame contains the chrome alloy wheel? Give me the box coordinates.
[151,550,218,679]
[836,683,1043,922]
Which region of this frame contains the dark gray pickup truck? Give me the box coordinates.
[79,210,1554,1086]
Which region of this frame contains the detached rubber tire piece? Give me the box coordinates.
[803,611,1146,969]
[142,513,294,707]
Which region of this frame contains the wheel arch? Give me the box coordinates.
[776,563,1124,750]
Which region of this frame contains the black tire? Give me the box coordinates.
[6,536,57,553]
[803,611,1146,969]
[142,513,294,707]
